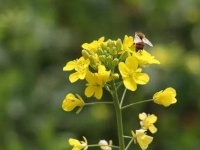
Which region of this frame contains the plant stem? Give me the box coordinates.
[85,102,113,106]
[121,99,153,110]
[110,80,125,150]
[88,144,119,149]
[125,138,133,150]
[120,88,127,107]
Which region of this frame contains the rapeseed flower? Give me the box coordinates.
[82,37,105,53]
[133,50,160,67]
[118,56,149,91]
[131,129,153,150]
[153,87,177,107]
[122,35,135,53]
[62,93,85,114]
[98,140,112,150]
[139,112,157,134]
[69,137,88,150]
[85,65,110,99]
[63,57,90,83]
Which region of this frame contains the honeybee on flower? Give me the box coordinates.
[134,32,153,52]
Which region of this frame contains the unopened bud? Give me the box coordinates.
[116,39,122,52]
[112,58,119,66]
[119,51,129,61]
[82,50,90,59]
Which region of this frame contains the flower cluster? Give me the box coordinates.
[62,34,177,150]
[63,35,159,100]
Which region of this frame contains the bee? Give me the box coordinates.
[134,32,153,52]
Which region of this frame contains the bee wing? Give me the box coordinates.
[142,38,153,47]
[134,34,142,44]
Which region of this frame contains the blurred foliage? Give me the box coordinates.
[0,0,200,150]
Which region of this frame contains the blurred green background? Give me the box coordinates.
[1,0,200,150]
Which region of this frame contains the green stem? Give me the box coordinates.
[88,144,119,149]
[123,135,132,139]
[110,80,125,150]
[120,88,127,107]
[121,99,153,110]
[85,102,113,106]
[125,138,133,150]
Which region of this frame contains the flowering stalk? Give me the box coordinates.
[62,34,178,150]
[110,80,125,150]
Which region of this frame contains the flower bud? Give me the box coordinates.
[112,58,119,66]
[82,49,90,59]
[116,39,122,52]
[119,51,129,61]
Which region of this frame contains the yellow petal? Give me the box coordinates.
[82,43,90,50]
[98,37,105,43]
[134,73,149,85]
[85,71,95,83]
[126,56,138,71]
[148,114,157,123]
[137,135,153,150]
[139,113,147,120]
[165,87,176,97]
[69,72,80,83]
[153,87,177,107]
[149,125,157,134]
[69,138,81,146]
[85,86,95,97]
[118,62,129,78]
[63,61,76,71]
[94,87,103,100]
[62,94,84,112]
[123,78,137,91]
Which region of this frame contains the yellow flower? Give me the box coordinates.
[122,35,135,53]
[153,87,177,107]
[118,56,149,91]
[69,137,88,150]
[62,93,85,114]
[98,140,112,150]
[139,112,157,134]
[82,37,105,53]
[85,65,110,99]
[131,129,153,150]
[63,57,90,83]
[133,50,160,67]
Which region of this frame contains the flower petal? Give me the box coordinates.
[94,87,103,100]
[85,86,95,98]
[149,124,157,134]
[134,73,149,85]
[118,62,129,78]
[69,138,81,146]
[123,78,137,91]
[63,61,76,71]
[126,56,138,71]
[69,72,80,83]
[139,113,147,120]
[137,135,153,150]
